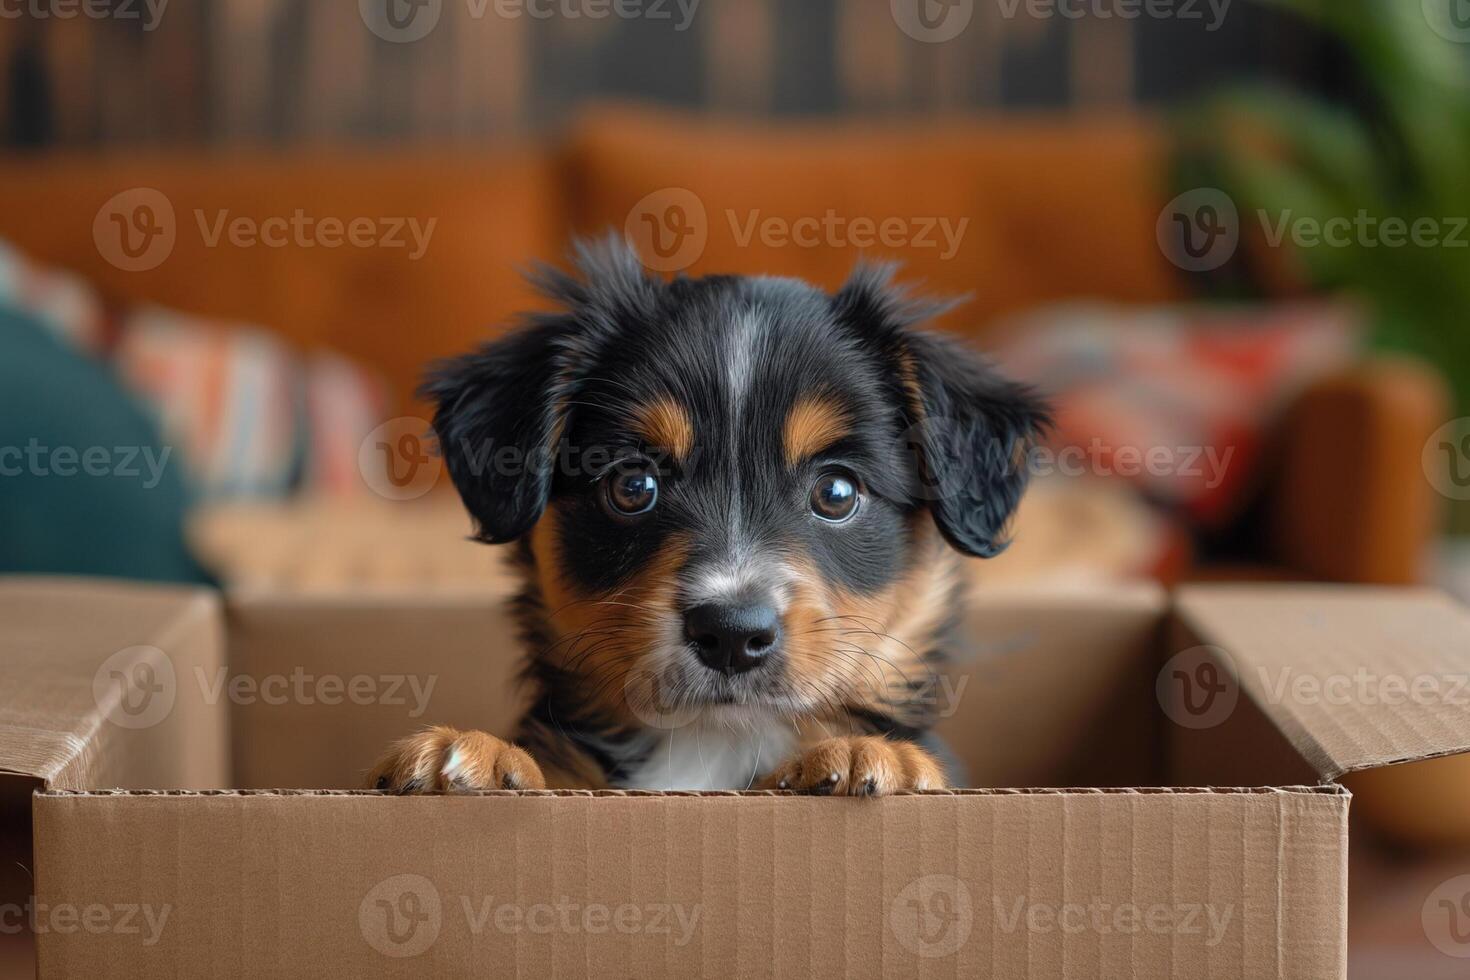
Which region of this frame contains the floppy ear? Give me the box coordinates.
[831,263,1049,559]
[421,234,658,543]
[900,330,1049,558]
[420,319,575,544]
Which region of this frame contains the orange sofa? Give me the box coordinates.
[0,107,1447,584]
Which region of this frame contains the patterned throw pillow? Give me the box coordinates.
[992,302,1362,526]
[1,238,389,502]
[0,239,106,352]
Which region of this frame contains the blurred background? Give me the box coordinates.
[0,1,1468,976]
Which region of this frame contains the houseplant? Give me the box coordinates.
[1174,0,1470,534]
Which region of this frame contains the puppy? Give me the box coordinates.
[370,237,1046,796]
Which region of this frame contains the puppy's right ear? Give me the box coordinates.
[420,319,575,544]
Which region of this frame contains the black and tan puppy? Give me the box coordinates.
[370,238,1046,796]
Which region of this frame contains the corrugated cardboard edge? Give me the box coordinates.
[33,785,1349,979]
[58,591,220,791]
[36,785,1349,798]
[0,577,224,790]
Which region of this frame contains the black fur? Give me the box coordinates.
[421,235,1048,788]
[420,320,571,544]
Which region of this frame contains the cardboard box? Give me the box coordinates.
[3,576,1469,979]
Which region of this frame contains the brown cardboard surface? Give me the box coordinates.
[15,577,1469,978]
[226,591,526,789]
[190,500,515,594]
[0,577,228,791]
[0,577,230,978]
[226,582,1168,791]
[942,583,1166,786]
[1175,585,1470,781]
[34,787,1348,980]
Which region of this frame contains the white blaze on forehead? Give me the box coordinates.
[721,307,768,549]
[724,307,766,424]
[683,558,796,613]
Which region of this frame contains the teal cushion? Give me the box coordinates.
[0,305,212,584]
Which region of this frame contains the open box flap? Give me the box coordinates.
[0,576,228,790]
[1174,584,1470,782]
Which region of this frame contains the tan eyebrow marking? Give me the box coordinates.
[783,395,852,466]
[633,396,695,460]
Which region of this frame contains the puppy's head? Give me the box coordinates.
[424,238,1047,729]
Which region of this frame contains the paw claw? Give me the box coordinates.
[765,736,947,797]
[369,727,546,793]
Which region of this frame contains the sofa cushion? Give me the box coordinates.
[0,148,563,411]
[566,106,1182,339]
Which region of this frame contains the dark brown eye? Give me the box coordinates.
[603,462,659,516]
[810,470,860,523]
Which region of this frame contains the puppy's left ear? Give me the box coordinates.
[900,330,1050,558]
[832,264,1049,559]
[420,319,576,544]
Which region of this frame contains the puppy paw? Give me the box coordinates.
[369,726,546,793]
[765,735,947,796]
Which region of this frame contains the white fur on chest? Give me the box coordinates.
[619,715,796,791]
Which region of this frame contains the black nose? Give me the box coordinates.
[684,602,780,674]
